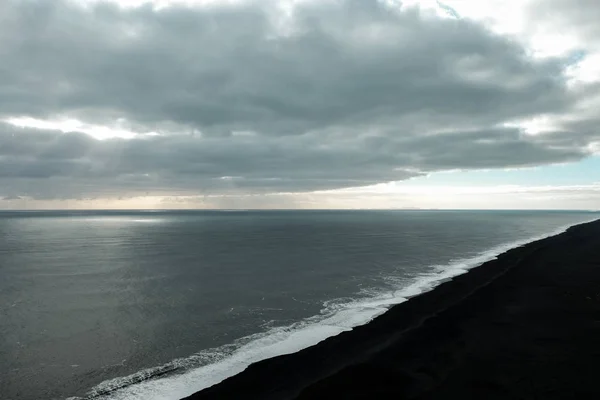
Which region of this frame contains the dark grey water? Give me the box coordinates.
[0,210,596,400]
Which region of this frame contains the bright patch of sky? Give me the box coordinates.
[4,116,155,140]
[400,157,600,187]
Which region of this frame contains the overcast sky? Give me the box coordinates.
[1,0,599,209]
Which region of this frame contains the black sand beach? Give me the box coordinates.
[184,218,600,400]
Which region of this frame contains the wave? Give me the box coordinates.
[71,218,597,400]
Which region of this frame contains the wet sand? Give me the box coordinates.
[184,218,600,400]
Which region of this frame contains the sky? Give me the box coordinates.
[1,0,599,210]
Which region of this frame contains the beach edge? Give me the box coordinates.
[184,218,600,400]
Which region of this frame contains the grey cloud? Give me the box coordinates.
[0,0,575,132]
[0,122,589,199]
[0,0,599,200]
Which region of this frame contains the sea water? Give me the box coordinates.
[0,210,596,399]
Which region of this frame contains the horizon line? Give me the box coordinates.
[0,208,598,212]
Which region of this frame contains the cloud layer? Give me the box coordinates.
[1,0,599,202]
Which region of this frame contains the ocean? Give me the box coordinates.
[0,210,597,400]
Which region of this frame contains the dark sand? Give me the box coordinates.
[184,219,600,400]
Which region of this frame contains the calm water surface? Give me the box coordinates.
[0,210,596,399]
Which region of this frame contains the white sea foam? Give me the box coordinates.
[79,218,597,400]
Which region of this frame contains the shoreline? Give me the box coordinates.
[184,218,600,399]
[71,215,595,400]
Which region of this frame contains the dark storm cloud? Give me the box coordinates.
[0,0,599,199]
